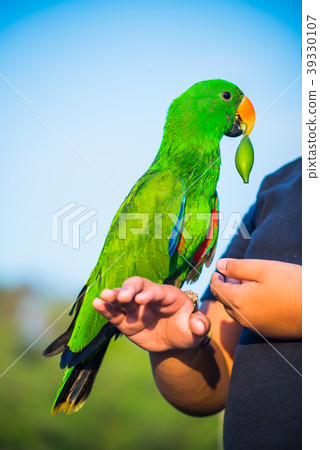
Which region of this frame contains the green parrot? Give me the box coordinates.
[43,79,255,414]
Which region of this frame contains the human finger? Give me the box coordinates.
[117,276,150,302]
[93,298,125,326]
[216,258,264,282]
[189,311,211,337]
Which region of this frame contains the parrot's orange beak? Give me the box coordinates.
[236,96,255,136]
[225,95,255,138]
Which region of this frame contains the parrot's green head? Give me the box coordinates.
[164,79,255,143]
[160,79,255,181]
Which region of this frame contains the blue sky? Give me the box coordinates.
[0,0,301,298]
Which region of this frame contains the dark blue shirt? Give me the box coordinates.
[203,158,302,449]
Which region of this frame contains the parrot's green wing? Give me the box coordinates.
[66,171,189,353]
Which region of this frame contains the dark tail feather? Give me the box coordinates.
[51,340,110,415]
[60,322,120,369]
[44,285,121,414]
[51,324,121,415]
[42,327,73,358]
[42,285,87,358]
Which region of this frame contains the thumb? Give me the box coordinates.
[216,258,263,281]
[189,311,211,337]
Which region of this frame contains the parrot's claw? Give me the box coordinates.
[184,290,199,312]
[184,290,211,347]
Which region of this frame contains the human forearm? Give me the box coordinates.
[150,340,230,416]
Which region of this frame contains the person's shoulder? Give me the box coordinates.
[260,157,301,192]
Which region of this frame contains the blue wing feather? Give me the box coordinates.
[168,193,186,258]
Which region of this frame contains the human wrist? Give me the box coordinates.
[149,340,210,366]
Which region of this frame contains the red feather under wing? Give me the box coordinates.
[192,197,219,264]
[184,195,219,283]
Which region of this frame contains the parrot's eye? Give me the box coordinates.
[221,91,232,101]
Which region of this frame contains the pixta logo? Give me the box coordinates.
[118,212,251,241]
[52,202,98,250]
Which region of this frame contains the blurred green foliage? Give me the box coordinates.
[0,287,222,450]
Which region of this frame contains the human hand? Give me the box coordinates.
[93,277,211,352]
[211,259,302,339]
